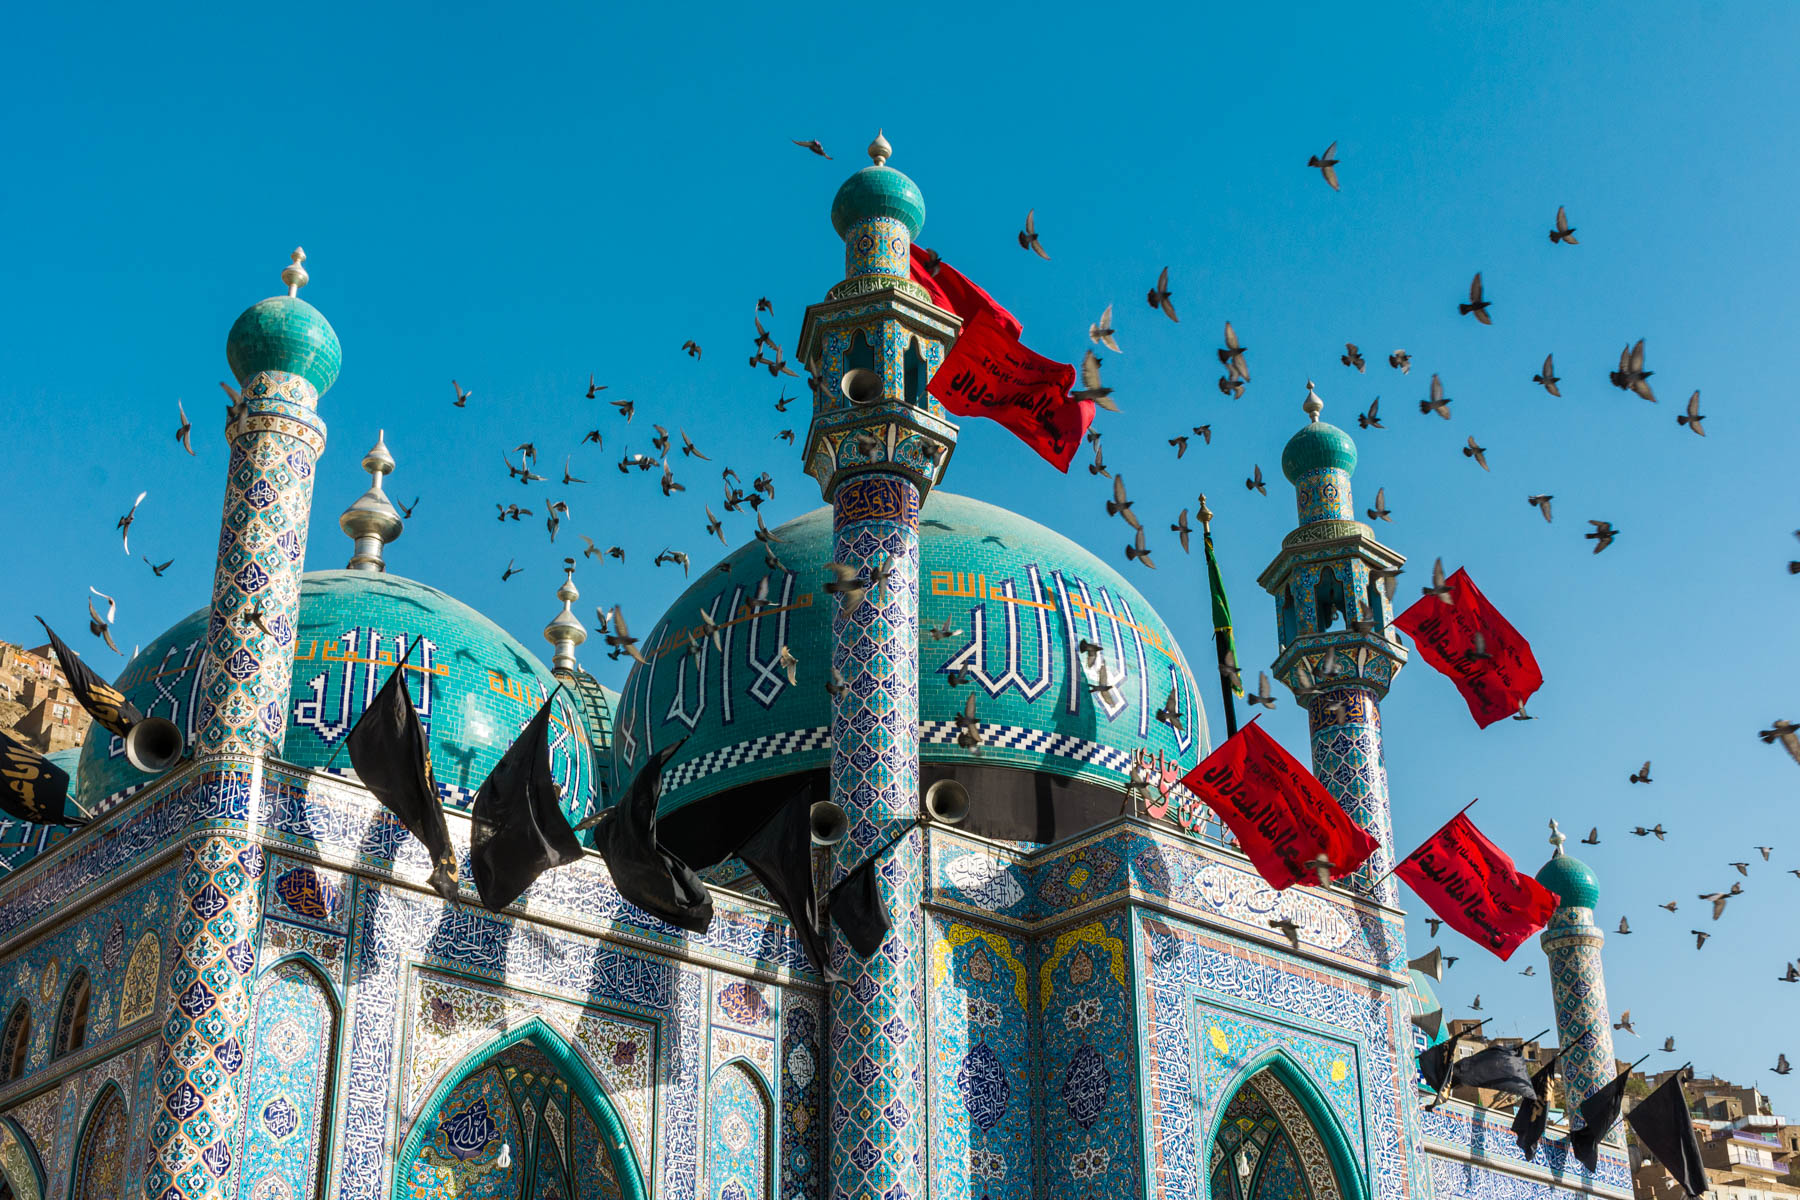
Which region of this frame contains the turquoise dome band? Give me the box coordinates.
[831,165,926,242]
[1280,419,1358,483]
[227,296,342,396]
[1536,851,1600,910]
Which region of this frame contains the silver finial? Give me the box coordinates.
[544,557,586,677]
[1303,380,1324,422]
[362,429,395,481]
[282,247,309,298]
[340,430,403,571]
[868,130,892,167]
[1548,819,1566,856]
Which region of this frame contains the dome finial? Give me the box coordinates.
[282,247,309,298]
[544,557,586,677]
[1548,818,1566,857]
[868,129,892,167]
[340,430,403,571]
[1303,379,1324,422]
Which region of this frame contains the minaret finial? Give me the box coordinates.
[339,430,403,571]
[1303,379,1324,422]
[282,247,309,298]
[543,557,586,677]
[1548,818,1566,856]
[868,129,892,167]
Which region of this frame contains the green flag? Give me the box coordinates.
[1204,532,1243,697]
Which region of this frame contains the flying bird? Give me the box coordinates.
[1307,141,1340,190]
[1107,476,1141,529]
[1699,889,1735,920]
[1610,340,1656,401]
[87,587,121,654]
[1549,206,1578,245]
[1156,690,1184,732]
[1691,930,1711,950]
[1125,527,1156,569]
[654,548,690,576]
[1366,487,1391,523]
[500,560,523,582]
[925,616,964,641]
[1519,966,1535,977]
[1678,391,1706,436]
[1629,761,1652,784]
[1662,1036,1677,1053]
[1341,343,1365,372]
[1087,440,1109,478]
[1217,375,1245,399]
[1246,672,1277,710]
[824,563,871,614]
[174,400,194,455]
[143,556,173,577]
[1426,918,1443,937]
[604,606,646,664]
[791,138,831,158]
[1089,304,1120,352]
[611,398,635,421]
[1614,1011,1636,1034]
[1776,1054,1793,1075]
[116,491,148,554]
[1758,720,1800,766]
[1073,350,1118,410]
[1533,354,1561,397]
[1169,436,1189,458]
[1146,267,1178,322]
[1388,350,1411,374]
[1419,374,1452,419]
[1357,398,1383,430]
[1469,995,1483,1012]
[1582,827,1601,846]
[825,666,848,698]
[1018,209,1049,259]
[1730,861,1750,876]
[1617,916,1631,935]
[1458,273,1492,324]
[1782,966,1800,984]
[1245,465,1266,496]
[1423,557,1454,604]
[1528,495,1554,523]
[1268,918,1301,950]
[1217,322,1249,380]
[704,506,725,544]
[680,429,710,459]
[1631,824,1667,840]
[1757,846,1773,861]
[561,457,586,485]
[1171,509,1192,552]
[1192,424,1212,444]
[1462,437,1489,470]
[681,340,702,359]
[955,693,984,750]
[451,380,471,407]
[1586,521,1618,553]
[585,373,606,398]
[1660,900,1679,912]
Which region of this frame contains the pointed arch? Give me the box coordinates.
[53,969,89,1058]
[0,1002,29,1082]
[1280,589,1299,647]
[0,1116,44,1200]
[393,1017,647,1200]
[67,1081,128,1200]
[706,1058,772,1200]
[239,957,338,1200]
[1204,1051,1369,1200]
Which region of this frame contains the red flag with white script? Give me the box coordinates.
[911,247,1024,339]
[1392,568,1542,728]
[1179,721,1378,890]
[1394,811,1559,960]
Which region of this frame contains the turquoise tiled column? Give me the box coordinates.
[1537,831,1618,1121]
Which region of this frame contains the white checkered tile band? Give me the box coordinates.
[660,725,834,791]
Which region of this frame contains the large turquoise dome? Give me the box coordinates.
[831,165,926,241]
[1536,849,1600,910]
[1280,418,1358,482]
[609,492,1208,822]
[75,572,608,825]
[227,296,342,396]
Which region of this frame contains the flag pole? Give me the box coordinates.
[321,635,428,774]
[1370,797,1480,892]
[1197,496,1239,739]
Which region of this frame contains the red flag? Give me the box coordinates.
[910,247,1023,339]
[1394,811,1559,960]
[1179,721,1378,890]
[1393,568,1543,728]
[928,311,1090,472]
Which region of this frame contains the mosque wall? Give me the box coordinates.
[1421,1104,1632,1200]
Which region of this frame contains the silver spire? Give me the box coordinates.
[339,430,403,572]
[543,558,587,678]
[868,129,892,167]
[1303,379,1324,422]
[1548,818,1566,858]
[282,247,309,298]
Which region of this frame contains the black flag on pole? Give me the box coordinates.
[1451,1045,1539,1101]
[1626,1070,1707,1197]
[36,618,141,738]
[0,729,83,826]
[1418,1028,1467,1095]
[1568,1065,1635,1171]
[733,787,832,977]
[347,665,458,901]
[470,694,584,912]
[1511,1052,1563,1161]
[827,850,890,956]
[591,741,714,934]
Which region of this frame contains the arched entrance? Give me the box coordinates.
[1207,1064,1363,1200]
[395,1019,646,1200]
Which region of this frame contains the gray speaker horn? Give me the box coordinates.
[922,778,969,826]
[839,368,882,406]
[809,799,849,846]
[123,717,184,774]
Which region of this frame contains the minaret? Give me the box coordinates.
[338,430,403,571]
[1536,821,1618,1125]
[543,559,586,679]
[1257,383,1408,901]
[145,250,337,1200]
[796,132,959,1200]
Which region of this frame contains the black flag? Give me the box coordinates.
[36,618,141,737]
[733,787,832,976]
[470,695,584,912]
[592,741,714,934]
[1418,1028,1466,1094]
[1451,1045,1539,1101]
[827,850,890,956]
[1568,1065,1635,1171]
[1511,1053,1563,1162]
[347,665,458,901]
[1626,1071,1707,1197]
[0,729,84,826]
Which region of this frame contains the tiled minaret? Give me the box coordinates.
[796,132,959,1200]
[1536,821,1618,1124]
[1257,384,1408,902]
[144,250,337,1200]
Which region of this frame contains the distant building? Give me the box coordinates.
[0,640,90,754]
[1628,1071,1797,1200]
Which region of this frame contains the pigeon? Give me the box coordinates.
[1549,206,1578,245]
[1268,918,1301,950]
[1519,966,1535,977]
[579,536,604,560]
[1444,957,1458,969]
[1776,1054,1793,1075]
[1171,509,1192,552]
[774,388,795,412]
[825,667,848,698]
[703,506,726,544]
[1218,649,1242,693]
[1426,918,1443,937]
[1018,209,1049,259]
[654,548,690,576]
[776,645,799,687]
[1614,1011,1636,1034]
[1758,720,1800,765]
[1419,374,1452,419]
[1192,424,1212,444]
[117,491,147,554]
[1369,565,1403,604]
[925,616,964,641]
[1218,375,1245,399]
[1730,860,1750,876]
[1125,527,1156,569]
[791,138,831,158]
[650,426,671,456]
[1631,824,1667,840]
[1073,350,1119,410]
[396,497,418,519]
[1146,267,1178,322]
[1781,966,1799,984]
[1678,391,1706,436]
[221,380,248,427]
[1245,465,1266,496]
[1089,304,1121,352]
[1366,488,1391,523]
[515,443,538,465]
[561,457,586,485]
[1582,827,1601,846]
[1533,354,1561,397]
[1463,433,1491,466]
[1756,846,1773,861]
[1357,398,1383,430]
[1246,672,1277,710]
[1610,339,1656,401]
[660,462,685,496]
[1662,1037,1677,1053]
[451,380,471,407]
[1155,690,1184,732]
[824,563,871,614]
[581,430,602,445]
[500,560,523,582]
[1107,476,1141,529]
[1307,141,1340,190]
[504,451,544,484]
[1586,521,1618,554]
[143,556,173,577]
[585,373,606,399]
[544,500,568,542]
[681,340,702,359]
[1341,343,1365,372]
[1388,350,1412,374]
[86,587,121,654]
[1660,901,1678,912]
[1528,494,1554,523]
[174,400,194,454]
[612,398,635,421]
[1217,322,1250,379]
[1169,436,1188,459]
[1618,916,1631,934]
[1691,930,1711,949]
[1699,889,1735,920]
[242,602,275,640]
[680,430,710,459]
[955,693,984,750]
[1470,995,1483,1012]
[1422,557,1454,604]
[1629,761,1652,784]
[1458,272,1492,324]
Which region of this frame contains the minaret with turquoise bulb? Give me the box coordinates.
[1257,383,1409,901]
[143,249,337,1200]
[543,559,587,679]
[1536,821,1618,1126]
[796,132,960,1200]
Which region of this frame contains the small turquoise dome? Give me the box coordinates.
[1280,418,1358,482]
[831,165,926,241]
[227,296,342,396]
[1405,969,1447,1047]
[1536,850,1599,910]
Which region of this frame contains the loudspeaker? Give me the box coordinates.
[809,799,849,846]
[839,368,882,406]
[922,778,969,826]
[123,717,184,774]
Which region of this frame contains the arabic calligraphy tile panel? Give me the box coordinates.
[238,961,334,1200]
[1427,1149,1630,1200]
[405,1065,520,1200]
[1419,1104,1630,1194]
[265,857,350,933]
[1039,911,1138,1199]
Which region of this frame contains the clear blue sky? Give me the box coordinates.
[4,2,1795,1110]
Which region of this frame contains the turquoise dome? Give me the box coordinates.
[227,296,342,396]
[74,571,606,826]
[1536,850,1599,910]
[1280,419,1358,482]
[831,165,926,241]
[608,492,1209,816]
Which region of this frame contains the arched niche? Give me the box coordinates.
[68,1082,128,1200]
[238,957,339,1200]
[1205,1057,1368,1200]
[0,1116,44,1200]
[706,1058,773,1200]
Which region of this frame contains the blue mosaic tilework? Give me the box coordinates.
[843,215,910,279]
[1308,693,1397,903]
[75,571,594,826]
[1293,467,1355,525]
[404,1060,521,1200]
[1420,1103,1631,1196]
[708,1061,771,1199]
[777,997,822,1200]
[1211,1074,1347,1200]
[1039,912,1139,1198]
[1540,912,1617,1122]
[68,1081,128,1200]
[1196,1007,1365,1160]
[574,1101,626,1199]
[238,961,335,1200]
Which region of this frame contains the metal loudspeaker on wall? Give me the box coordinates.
[840,368,882,406]
[123,716,185,774]
[922,778,969,826]
[809,799,849,846]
